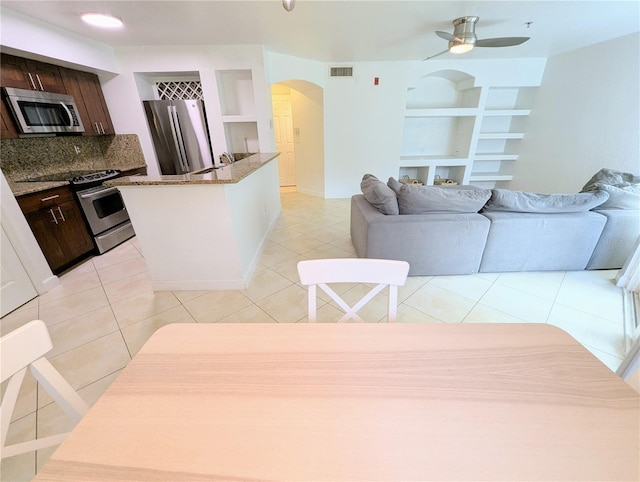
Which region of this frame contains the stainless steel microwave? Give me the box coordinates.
[3,87,85,134]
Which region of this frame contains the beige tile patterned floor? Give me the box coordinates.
[0,190,633,481]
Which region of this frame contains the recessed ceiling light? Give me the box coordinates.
[81,13,123,29]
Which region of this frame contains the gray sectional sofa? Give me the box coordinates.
[350,173,640,276]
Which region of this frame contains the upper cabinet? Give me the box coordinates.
[0,54,115,139]
[60,68,114,136]
[0,53,66,94]
[399,69,538,188]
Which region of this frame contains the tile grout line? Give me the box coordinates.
[544,270,568,324]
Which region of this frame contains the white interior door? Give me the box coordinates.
[1,226,38,317]
[272,94,296,186]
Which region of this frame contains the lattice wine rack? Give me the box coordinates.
[155,81,203,100]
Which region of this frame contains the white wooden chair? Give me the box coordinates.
[297,258,410,322]
[617,333,640,382]
[1,320,89,459]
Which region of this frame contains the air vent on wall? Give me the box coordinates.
[330,66,354,77]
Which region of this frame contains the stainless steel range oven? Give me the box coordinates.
[70,170,135,253]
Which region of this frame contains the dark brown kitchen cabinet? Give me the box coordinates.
[0,53,66,94]
[0,100,18,139]
[60,68,114,136]
[17,186,95,274]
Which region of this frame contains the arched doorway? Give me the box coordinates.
[271,81,324,197]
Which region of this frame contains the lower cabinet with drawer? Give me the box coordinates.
[17,185,95,274]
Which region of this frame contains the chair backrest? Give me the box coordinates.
[617,333,640,382]
[1,320,89,459]
[297,258,410,322]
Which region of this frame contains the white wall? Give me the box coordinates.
[0,6,119,73]
[323,62,411,198]
[512,33,640,193]
[409,58,546,89]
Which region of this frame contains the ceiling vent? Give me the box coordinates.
[330,66,354,78]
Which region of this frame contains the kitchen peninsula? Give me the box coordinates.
[105,153,281,291]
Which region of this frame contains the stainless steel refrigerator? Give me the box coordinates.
[143,99,219,175]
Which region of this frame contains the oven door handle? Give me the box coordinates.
[78,186,119,199]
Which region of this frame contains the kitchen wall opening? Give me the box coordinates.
[134,73,218,175]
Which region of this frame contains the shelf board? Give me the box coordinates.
[469,174,514,182]
[404,108,477,117]
[482,109,531,116]
[400,156,470,167]
[474,154,519,161]
[478,132,525,139]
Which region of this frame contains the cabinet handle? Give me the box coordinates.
[27,72,37,90]
[57,206,66,222]
[99,122,105,135]
[49,208,58,225]
[94,122,100,134]
[40,194,60,202]
[35,74,44,91]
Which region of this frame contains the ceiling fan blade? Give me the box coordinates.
[435,30,456,41]
[424,49,450,61]
[476,37,530,48]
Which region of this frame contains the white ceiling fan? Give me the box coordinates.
[425,16,530,60]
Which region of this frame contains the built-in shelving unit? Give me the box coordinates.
[216,69,260,154]
[399,71,537,187]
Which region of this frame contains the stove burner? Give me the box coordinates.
[70,169,121,185]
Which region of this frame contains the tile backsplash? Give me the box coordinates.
[0,134,146,181]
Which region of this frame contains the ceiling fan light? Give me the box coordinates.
[81,13,123,28]
[449,42,474,54]
[282,0,295,11]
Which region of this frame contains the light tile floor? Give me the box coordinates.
[1,190,635,481]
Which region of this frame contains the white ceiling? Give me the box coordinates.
[2,1,639,62]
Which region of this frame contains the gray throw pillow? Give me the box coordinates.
[361,174,399,215]
[396,184,491,214]
[387,177,403,194]
[581,168,640,192]
[483,189,610,213]
[592,183,640,210]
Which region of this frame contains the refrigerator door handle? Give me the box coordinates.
[168,105,190,174]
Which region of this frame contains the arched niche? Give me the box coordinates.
[406,70,478,109]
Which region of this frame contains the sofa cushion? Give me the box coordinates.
[396,184,491,214]
[591,183,640,210]
[350,195,491,276]
[480,211,607,272]
[483,189,609,213]
[360,174,399,215]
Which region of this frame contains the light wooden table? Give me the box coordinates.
[35,323,639,481]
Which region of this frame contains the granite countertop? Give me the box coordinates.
[9,179,71,197]
[104,153,279,187]
[10,163,147,197]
